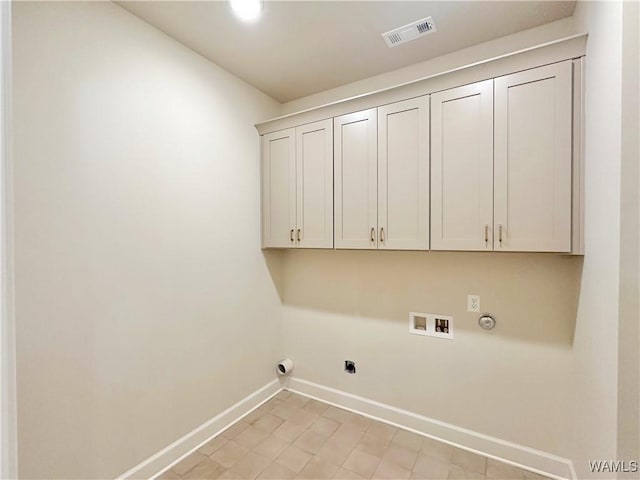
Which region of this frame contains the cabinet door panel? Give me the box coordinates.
[334,109,378,249]
[262,129,296,248]
[494,61,572,252]
[378,97,429,250]
[296,120,333,248]
[431,81,494,251]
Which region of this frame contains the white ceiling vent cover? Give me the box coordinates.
[382,16,436,48]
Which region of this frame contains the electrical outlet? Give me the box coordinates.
[467,295,480,312]
[344,360,356,374]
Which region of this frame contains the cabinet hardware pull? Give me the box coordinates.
[370,227,375,243]
[290,229,294,243]
[380,227,385,243]
[297,229,301,243]
[498,224,503,246]
[484,225,489,245]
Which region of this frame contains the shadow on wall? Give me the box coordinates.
[262,249,286,302]
[278,249,583,347]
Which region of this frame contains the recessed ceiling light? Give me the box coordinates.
[229,0,263,22]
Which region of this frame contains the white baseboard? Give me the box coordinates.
[286,377,575,480]
[116,379,282,480]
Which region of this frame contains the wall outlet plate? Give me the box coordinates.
[409,312,454,339]
[467,295,480,312]
[428,314,454,339]
[409,312,429,336]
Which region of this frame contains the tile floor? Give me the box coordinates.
[158,391,550,480]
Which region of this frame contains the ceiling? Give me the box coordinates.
[118,1,576,103]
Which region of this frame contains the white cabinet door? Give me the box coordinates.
[296,120,333,248]
[334,109,378,249]
[494,61,572,252]
[431,81,494,251]
[262,128,296,248]
[378,97,430,250]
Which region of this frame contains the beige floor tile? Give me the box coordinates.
[346,414,372,431]
[324,406,354,423]
[223,422,251,440]
[276,445,313,473]
[372,459,411,479]
[356,432,392,458]
[198,436,229,456]
[285,394,311,409]
[271,405,297,421]
[257,462,297,480]
[448,464,486,480]
[410,472,428,480]
[367,423,397,442]
[343,449,382,478]
[262,398,284,412]
[244,406,269,424]
[297,456,340,479]
[486,459,526,479]
[183,458,225,480]
[287,408,318,428]
[252,414,284,434]
[382,443,419,470]
[451,449,486,475]
[157,469,181,480]
[166,395,546,480]
[218,469,246,479]
[412,455,450,479]
[276,391,293,400]
[235,426,270,449]
[273,421,307,443]
[294,430,330,454]
[310,416,340,437]
[392,430,424,452]
[174,452,210,476]
[252,435,289,461]
[211,441,250,469]
[334,467,364,479]
[331,423,366,448]
[316,437,356,466]
[224,452,271,480]
[420,438,454,463]
[304,399,330,416]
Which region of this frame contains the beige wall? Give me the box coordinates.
[618,0,640,473]
[12,2,282,478]
[569,1,623,477]
[281,251,582,456]
[280,16,578,115]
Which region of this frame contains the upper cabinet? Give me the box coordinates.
[431,80,494,251]
[259,56,582,254]
[262,119,333,249]
[262,128,295,248]
[494,61,572,252]
[334,97,430,250]
[334,109,378,249]
[378,97,430,250]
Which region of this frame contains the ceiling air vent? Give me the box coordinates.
[382,16,436,48]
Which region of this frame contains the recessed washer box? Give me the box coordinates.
[409,312,454,339]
